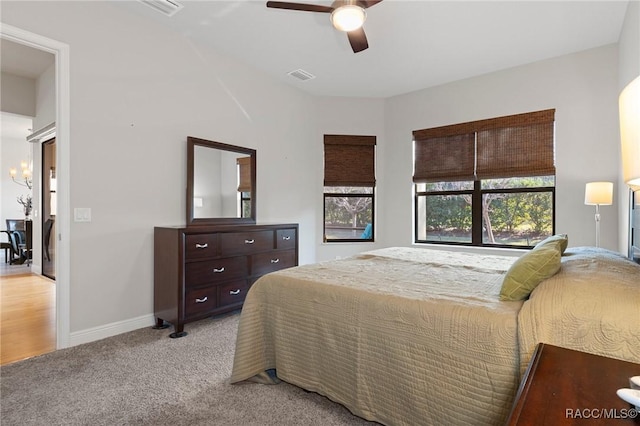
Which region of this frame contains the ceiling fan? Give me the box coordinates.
[266,0,383,53]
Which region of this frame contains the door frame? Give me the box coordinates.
[41,137,56,280]
[1,24,71,349]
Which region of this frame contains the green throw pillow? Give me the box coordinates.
[500,246,561,301]
[533,234,568,254]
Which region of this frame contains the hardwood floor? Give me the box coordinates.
[1,267,56,365]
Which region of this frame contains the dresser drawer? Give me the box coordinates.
[251,250,297,276]
[276,229,297,250]
[185,286,217,318]
[184,234,218,259]
[220,231,273,255]
[185,256,248,287]
[219,280,250,307]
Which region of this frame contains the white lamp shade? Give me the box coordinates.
[620,75,640,187]
[585,181,614,205]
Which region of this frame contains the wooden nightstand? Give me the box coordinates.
[507,343,640,425]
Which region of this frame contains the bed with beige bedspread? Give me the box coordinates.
[230,246,640,426]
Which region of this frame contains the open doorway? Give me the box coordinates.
[1,38,54,271]
[1,24,70,357]
[0,115,57,364]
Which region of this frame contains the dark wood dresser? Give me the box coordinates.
[154,223,298,337]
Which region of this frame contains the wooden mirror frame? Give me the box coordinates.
[187,136,256,226]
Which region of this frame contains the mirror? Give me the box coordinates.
[187,136,256,226]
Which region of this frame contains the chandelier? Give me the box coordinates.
[9,160,33,189]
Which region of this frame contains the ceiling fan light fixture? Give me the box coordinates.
[330,5,366,32]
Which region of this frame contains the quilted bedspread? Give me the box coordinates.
[230,247,523,425]
[517,247,640,373]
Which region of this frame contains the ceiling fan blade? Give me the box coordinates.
[266,1,334,13]
[358,0,383,8]
[347,27,368,53]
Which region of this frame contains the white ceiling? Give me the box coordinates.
[0,1,629,98]
[0,38,54,79]
[118,0,630,98]
[0,40,45,141]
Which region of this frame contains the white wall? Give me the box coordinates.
[384,45,621,252]
[0,1,627,344]
[0,72,35,116]
[34,63,55,130]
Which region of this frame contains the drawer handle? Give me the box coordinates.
[282,236,291,241]
[195,297,208,303]
[229,289,241,295]
[245,239,255,244]
[271,258,280,264]
[213,267,225,273]
[195,243,208,249]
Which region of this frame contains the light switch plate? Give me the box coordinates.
[74,207,91,222]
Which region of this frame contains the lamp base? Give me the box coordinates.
[594,205,601,248]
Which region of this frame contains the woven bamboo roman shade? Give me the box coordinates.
[413,133,475,182]
[237,156,252,192]
[476,110,555,179]
[413,109,555,182]
[324,135,376,186]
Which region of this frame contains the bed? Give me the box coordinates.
[230,245,640,426]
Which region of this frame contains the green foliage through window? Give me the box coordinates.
[415,177,555,248]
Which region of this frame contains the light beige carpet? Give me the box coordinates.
[1,312,377,426]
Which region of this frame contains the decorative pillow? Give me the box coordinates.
[533,234,568,254]
[500,246,562,301]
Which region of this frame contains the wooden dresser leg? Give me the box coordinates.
[169,323,187,338]
[152,318,170,330]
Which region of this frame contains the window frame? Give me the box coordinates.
[239,191,251,219]
[323,190,375,243]
[323,134,376,243]
[414,180,555,248]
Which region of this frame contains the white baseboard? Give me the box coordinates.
[69,314,156,347]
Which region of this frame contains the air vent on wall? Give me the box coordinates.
[139,0,183,17]
[287,69,316,81]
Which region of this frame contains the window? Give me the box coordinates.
[323,135,376,242]
[237,156,251,218]
[413,109,555,248]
